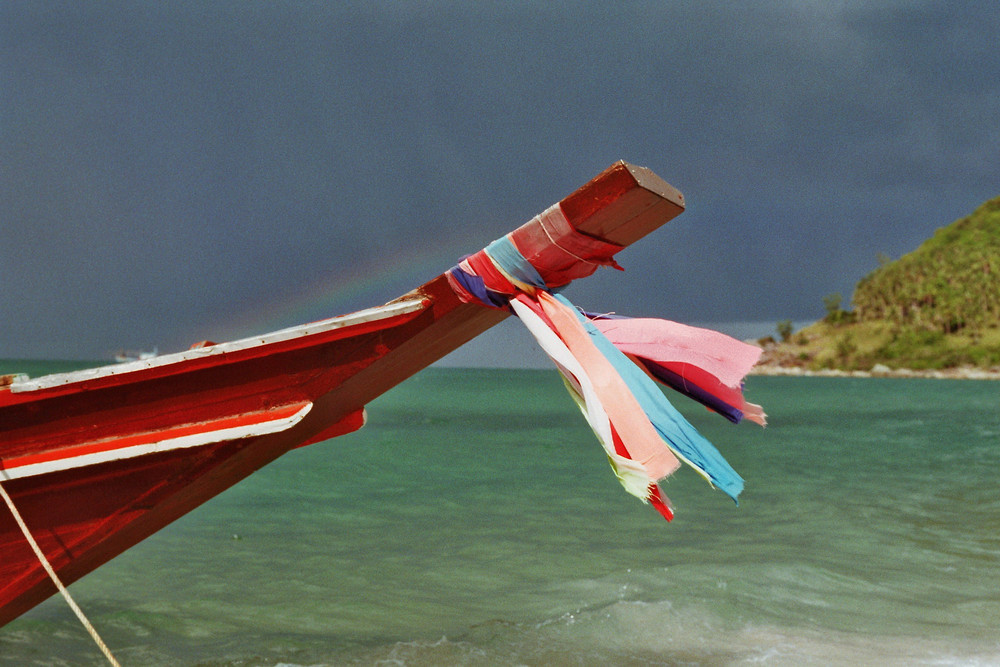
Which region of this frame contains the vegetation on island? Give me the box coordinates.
[762,196,1000,372]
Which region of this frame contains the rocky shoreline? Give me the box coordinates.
[751,363,1000,380]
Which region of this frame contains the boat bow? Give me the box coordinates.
[0,161,685,627]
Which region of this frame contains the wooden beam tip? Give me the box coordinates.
[617,161,685,209]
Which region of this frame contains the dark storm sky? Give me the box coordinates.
[2,2,998,363]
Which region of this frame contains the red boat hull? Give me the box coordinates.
[0,161,684,627]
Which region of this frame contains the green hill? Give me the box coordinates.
[764,196,1000,371]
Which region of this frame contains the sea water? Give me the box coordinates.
[1,365,999,666]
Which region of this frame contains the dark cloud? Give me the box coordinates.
[2,2,998,362]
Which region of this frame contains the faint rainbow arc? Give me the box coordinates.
[215,230,487,339]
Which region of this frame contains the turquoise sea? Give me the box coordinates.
[2,364,999,666]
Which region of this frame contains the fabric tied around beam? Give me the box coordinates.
[447,203,765,521]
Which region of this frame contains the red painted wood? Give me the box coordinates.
[0,161,685,627]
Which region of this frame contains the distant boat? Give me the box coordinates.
[112,348,158,363]
[0,161,685,628]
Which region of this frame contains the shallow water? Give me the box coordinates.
[2,365,999,665]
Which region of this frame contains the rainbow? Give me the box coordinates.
[213,231,486,340]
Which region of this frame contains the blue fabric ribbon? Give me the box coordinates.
[555,294,744,502]
[485,237,546,288]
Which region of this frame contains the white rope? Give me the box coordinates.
[0,479,122,667]
[535,206,603,266]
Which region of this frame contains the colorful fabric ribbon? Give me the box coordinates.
[447,204,764,521]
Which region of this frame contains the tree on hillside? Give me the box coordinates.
[776,320,794,342]
[823,293,851,324]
